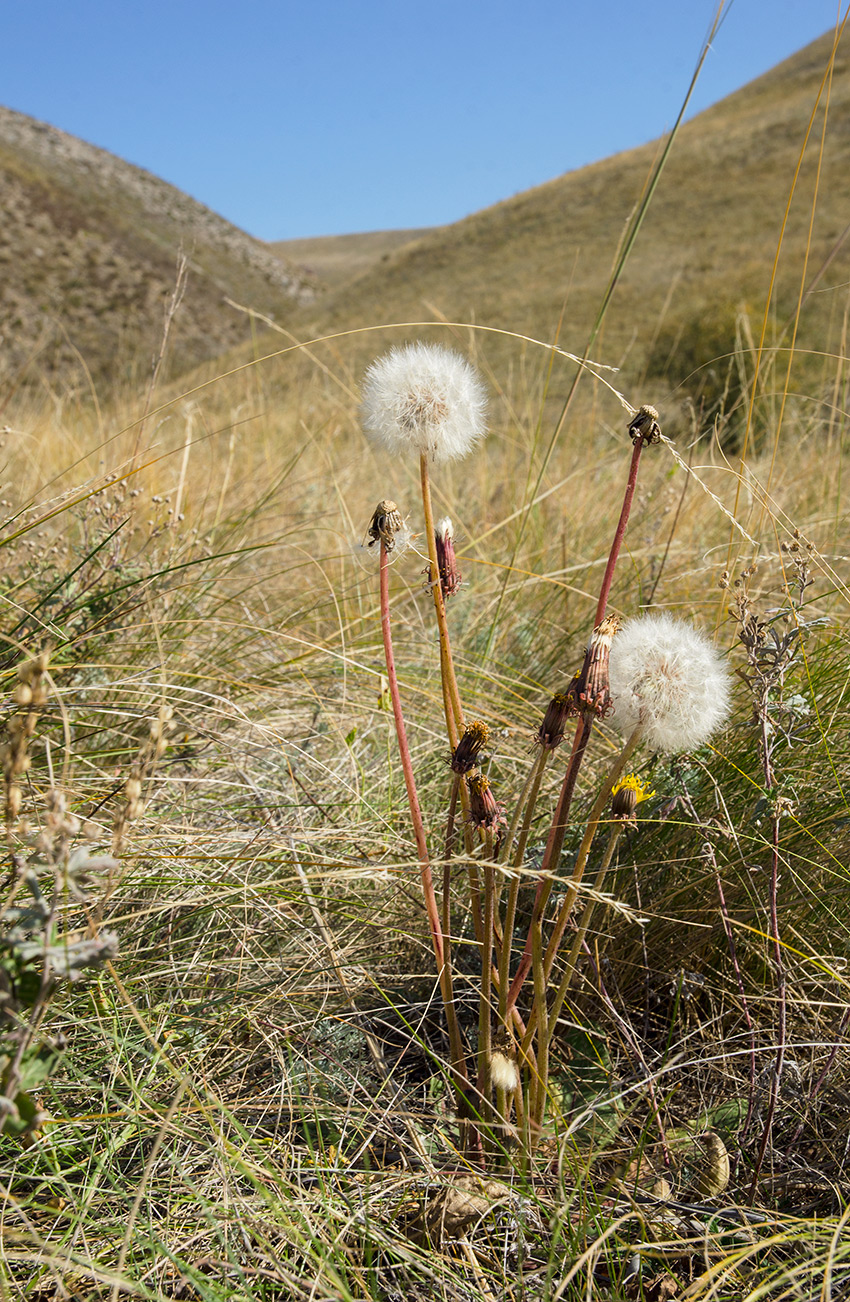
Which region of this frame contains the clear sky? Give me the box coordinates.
[1,1,845,242]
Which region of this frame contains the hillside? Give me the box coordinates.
[270,228,434,290]
[0,105,313,391]
[282,29,849,418]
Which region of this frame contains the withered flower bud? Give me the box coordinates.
[450,720,490,774]
[568,614,621,721]
[627,404,662,446]
[367,500,404,551]
[434,517,462,599]
[467,772,505,832]
[536,690,574,750]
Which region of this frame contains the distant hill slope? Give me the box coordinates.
[283,29,849,411]
[0,106,313,391]
[270,228,434,290]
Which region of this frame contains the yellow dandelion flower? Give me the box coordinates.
[611,773,655,823]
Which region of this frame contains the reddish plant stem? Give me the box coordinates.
[498,757,546,1023]
[443,773,461,943]
[506,433,648,1016]
[477,853,496,1130]
[788,1006,850,1149]
[519,726,642,1051]
[380,542,438,950]
[748,691,787,1202]
[541,727,641,982]
[506,721,592,1012]
[379,542,471,1118]
[543,824,623,1047]
[594,437,644,626]
[419,455,483,941]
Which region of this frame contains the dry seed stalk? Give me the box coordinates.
[2,652,50,830]
[112,703,174,851]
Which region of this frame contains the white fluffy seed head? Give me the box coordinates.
[360,343,488,465]
[490,1051,520,1093]
[608,613,731,754]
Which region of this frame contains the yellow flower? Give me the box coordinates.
[611,773,655,823]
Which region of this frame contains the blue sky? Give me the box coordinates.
[1,1,845,241]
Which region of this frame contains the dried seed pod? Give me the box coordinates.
[367,499,404,551]
[490,1048,520,1094]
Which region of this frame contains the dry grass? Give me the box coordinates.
[0,297,847,1296]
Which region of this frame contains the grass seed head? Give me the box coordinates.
[609,612,731,753]
[360,343,487,465]
[2,650,49,827]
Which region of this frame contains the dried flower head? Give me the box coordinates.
[610,773,655,825]
[567,614,621,721]
[361,343,487,465]
[628,404,662,446]
[451,720,490,774]
[608,613,731,754]
[367,499,404,551]
[467,772,505,832]
[435,517,462,598]
[536,690,574,750]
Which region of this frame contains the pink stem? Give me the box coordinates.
[380,540,474,1140]
[594,438,644,625]
[505,722,591,1012]
[506,434,647,1014]
[380,541,442,966]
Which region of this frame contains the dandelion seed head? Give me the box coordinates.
[608,613,731,754]
[360,343,488,465]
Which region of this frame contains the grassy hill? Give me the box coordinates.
[270,227,434,290]
[0,105,313,393]
[281,28,849,430]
